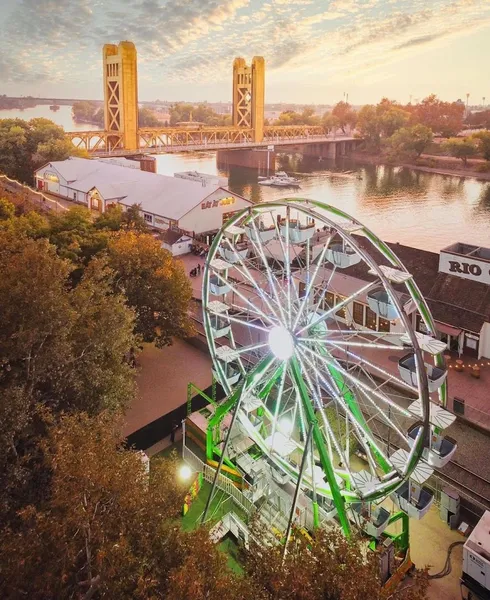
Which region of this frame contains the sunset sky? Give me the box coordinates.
[1,0,489,105]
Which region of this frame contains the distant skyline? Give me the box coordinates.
[1,0,489,105]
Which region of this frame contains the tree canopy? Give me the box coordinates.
[0,117,86,184]
[169,102,231,126]
[442,137,479,165]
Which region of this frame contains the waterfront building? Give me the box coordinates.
[34,157,251,249]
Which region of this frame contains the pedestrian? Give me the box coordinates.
[197,263,201,275]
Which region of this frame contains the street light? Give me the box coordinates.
[179,464,193,481]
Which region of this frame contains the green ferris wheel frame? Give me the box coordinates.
[201,198,445,536]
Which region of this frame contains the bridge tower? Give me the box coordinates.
[232,56,265,143]
[103,41,138,151]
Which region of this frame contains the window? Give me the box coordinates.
[365,306,378,331]
[335,295,347,318]
[378,317,390,332]
[353,302,364,326]
[299,282,306,299]
[144,213,153,224]
[465,336,478,350]
[73,192,77,201]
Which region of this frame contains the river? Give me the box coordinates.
[1,105,489,252]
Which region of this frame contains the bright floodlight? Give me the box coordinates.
[179,464,192,481]
[268,326,294,360]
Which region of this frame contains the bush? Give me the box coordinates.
[476,163,490,173]
[414,157,437,168]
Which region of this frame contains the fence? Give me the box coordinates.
[182,443,254,515]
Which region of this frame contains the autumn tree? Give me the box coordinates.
[409,95,464,137]
[332,101,357,134]
[442,137,479,166]
[0,411,239,599]
[107,231,194,346]
[240,525,429,600]
[0,232,137,518]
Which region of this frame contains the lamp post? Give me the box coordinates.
[466,93,470,119]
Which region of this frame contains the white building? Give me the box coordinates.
[34,158,251,241]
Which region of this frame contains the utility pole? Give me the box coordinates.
[466,93,470,119]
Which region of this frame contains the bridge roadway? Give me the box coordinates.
[65,124,358,157]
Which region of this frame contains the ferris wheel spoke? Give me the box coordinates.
[299,338,398,350]
[311,263,338,316]
[293,235,334,330]
[222,237,282,320]
[297,280,379,336]
[295,352,353,478]
[296,345,393,475]
[300,344,411,418]
[325,340,418,393]
[247,217,289,325]
[213,311,270,333]
[270,361,288,446]
[212,270,279,327]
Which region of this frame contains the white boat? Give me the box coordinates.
[258,171,300,187]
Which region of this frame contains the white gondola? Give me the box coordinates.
[367,287,399,320]
[212,345,241,386]
[209,275,230,296]
[326,242,362,269]
[280,219,315,243]
[398,353,448,392]
[220,244,249,264]
[244,223,276,243]
[351,503,391,538]
[407,422,458,469]
[390,448,434,520]
[207,300,230,338]
[351,471,390,538]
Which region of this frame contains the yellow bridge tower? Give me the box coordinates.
[103,41,139,151]
[232,56,265,143]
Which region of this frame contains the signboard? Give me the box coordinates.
[439,251,490,286]
[201,196,235,210]
[267,145,275,151]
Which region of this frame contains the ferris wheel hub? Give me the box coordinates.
[268,325,294,360]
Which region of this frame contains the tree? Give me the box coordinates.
[389,125,433,160]
[0,197,15,220]
[410,95,464,137]
[377,100,411,138]
[0,411,241,600]
[72,100,100,123]
[121,203,148,232]
[356,105,382,150]
[473,130,490,160]
[332,101,357,134]
[241,525,429,600]
[0,117,83,184]
[107,232,194,347]
[138,108,161,128]
[442,137,479,166]
[322,112,340,133]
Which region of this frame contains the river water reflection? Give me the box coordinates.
[1,106,489,252]
[156,152,490,253]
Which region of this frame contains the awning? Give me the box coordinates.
[435,321,462,337]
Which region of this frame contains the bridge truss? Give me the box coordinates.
[66,124,336,155]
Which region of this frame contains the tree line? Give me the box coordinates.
[72,100,162,128]
[273,96,490,169]
[0,193,429,598]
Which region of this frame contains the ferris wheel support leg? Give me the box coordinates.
[202,354,276,524]
[290,357,351,537]
[283,422,314,561]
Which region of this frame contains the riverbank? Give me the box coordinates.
[351,151,490,181]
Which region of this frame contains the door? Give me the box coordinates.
[463,334,479,358]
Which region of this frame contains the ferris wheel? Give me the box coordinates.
[201,199,456,537]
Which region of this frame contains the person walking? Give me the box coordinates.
[170,420,179,444]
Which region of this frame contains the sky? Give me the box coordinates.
[1,0,489,105]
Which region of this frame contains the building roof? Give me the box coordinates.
[161,229,188,245]
[39,157,243,221]
[339,236,490,334]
